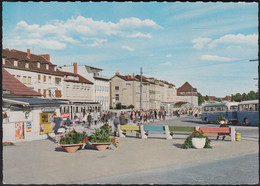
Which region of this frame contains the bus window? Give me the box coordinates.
[255,104,259,111]
[230,106,238,111]
[216,106,221,111]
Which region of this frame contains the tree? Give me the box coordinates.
[122,105,127,109]
[205,95,209,101]
[233,93,242,102]
[127,104,135,109]
[241,93,248,101]
[198,93,204,106]
[115,102,122,109]
[247,90,257,100]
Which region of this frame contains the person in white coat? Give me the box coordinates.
[93,111,98,125]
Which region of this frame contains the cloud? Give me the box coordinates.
[200,55,237,62]
[160,62,172,66]
[126,32,152,38]
[81,37,108,47]
[208,33,258,48]
[192,37,211,49]
[166,54,173,58]
[193,34,258,50]
[122,45,135,52]
[11,16,162,50]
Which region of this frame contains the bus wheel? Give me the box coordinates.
[244,118,249,125]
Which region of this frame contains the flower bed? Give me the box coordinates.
[182,130,212,149]
[3,142,15,146]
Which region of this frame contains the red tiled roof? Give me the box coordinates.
[2,48,63,77]
[2,68,42,96]
[177,82,197,92]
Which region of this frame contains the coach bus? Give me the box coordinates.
[201,102,239,124]
[237,100,259,125]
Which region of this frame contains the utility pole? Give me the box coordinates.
[140,67,142,111]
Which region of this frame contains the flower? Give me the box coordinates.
[59,129,88,145]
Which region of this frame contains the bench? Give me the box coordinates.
[199,127,235,141]
[118,125,142,138]
[168,126,197,137]
[142,125,172,139]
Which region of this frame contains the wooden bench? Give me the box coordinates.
[168,126,196,137]
[199,127,235,141]
[142,125,172,139]
[118,125,142,138]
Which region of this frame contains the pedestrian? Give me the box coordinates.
[113,113,120,136]
[82,113,87,126]
[52,113,63,143]
[154,110,157,119]
[217,120,229,140]
[93,111,98,125]
[87,113,92,128]
[119,111,126,125]
[66,117,71,127]
[159,110,162,120]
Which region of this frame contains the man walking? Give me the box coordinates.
[87,113,92,128]
[113,113,120,136]
[119,111,126,125]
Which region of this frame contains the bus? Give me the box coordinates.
[237,100,259,125]
[201,102,239,124]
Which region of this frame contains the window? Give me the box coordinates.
[49,90,52,97]
[25,63,29,68]
[49,76,51,84]
[23,76,27,84]
[38,89,41,94]
[43,75,46,83]
[46,64,49,70]
[3,58,5,65]
[55,90,62,97]
[43,89,47,98]
[55,77,61,85]
[115,86,119,90]
[14,60,18,66]
[38,75,41,81]
[115,94,119,101]
[37,62,40,68]
[17,75,21,81]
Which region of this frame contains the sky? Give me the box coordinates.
[2,2,259,97]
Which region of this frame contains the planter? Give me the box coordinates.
[91,143,111,151]
[58,143,83,153]
[219,121,225,124]
[192,138,206,149]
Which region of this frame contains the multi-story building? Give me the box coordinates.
[2,48,64,99]
[176,81,198,107]
[60,63,110,110]
[110,73,150,110]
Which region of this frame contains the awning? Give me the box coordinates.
[3,97,67,106]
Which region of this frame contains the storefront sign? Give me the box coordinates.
[60,113,70,118]
[26,122,32,132]
[15,122,25,141]
[42,108,56,113]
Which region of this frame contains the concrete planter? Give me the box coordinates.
[58,143,83,153]
[192,138,206,149]
[91,143,111,151]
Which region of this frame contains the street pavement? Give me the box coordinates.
[3,116,259,184]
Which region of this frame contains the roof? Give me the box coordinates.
[2,48,63,77]
[177,82,197,92]
[238,100,259,105]
[2,68,42,97]
[3,97,67,106]
[59,70,93,84]
[94,76,110,81]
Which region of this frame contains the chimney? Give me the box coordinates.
[133,73,135,78]
[39,54,50,61]
[27,49,31,59]
[73,62,77,74]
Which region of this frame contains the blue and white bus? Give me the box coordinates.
[201,102,239,124]
[237,100,259,125]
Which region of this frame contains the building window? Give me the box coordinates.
[37,62,40,68]
[38,89,41,94]
[115,86,119,90]
[43,89,47,98]
[38,75,41,81]
[115,94,119,101]
[49,90,52,97]
[25,63,29,68]
[17,75,21,81]
[3,58,6,65]
[55,90,62,97]
[14,60,18,66]
[49,76,51,84]
[55,77,61,85]
[46,64,49,70]
[43,75,46,83]
[23,76,27,84]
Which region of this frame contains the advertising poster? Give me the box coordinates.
[39,112,55,134]
[15,122,25,141]
[26,122,32,132]
[61,113,70,118]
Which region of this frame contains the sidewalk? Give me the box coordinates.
[3,131,258,184]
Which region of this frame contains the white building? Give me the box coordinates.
[60,63,110,110]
